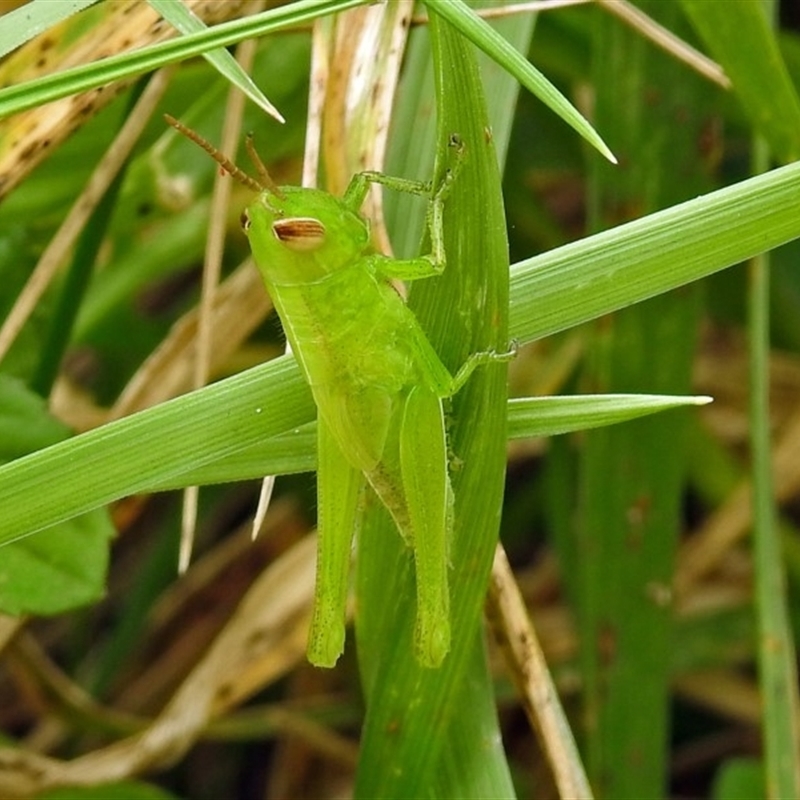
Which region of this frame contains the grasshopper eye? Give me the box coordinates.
[273,217,326,252]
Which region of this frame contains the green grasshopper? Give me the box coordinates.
[166,116,509,668]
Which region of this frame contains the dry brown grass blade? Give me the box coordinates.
[0,0,259,200]
[597,0,730,88]
[302,18,329,189]
[50,261,271,432]
[674,670,763,726]
[108,262,271,421]
[317,0,413,252]
[0,615,22,654]
[410,0,728,90]
[486,544,593,800]
[0,69,171,366]
[0,532,319,797]
[675,407,800,600]
[178,29,262,574]
[411,0,593,24]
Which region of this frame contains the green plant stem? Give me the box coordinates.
[749,137,800,799]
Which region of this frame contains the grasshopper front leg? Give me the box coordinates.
[344,134,465,276]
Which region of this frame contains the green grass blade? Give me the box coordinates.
[355,11,514,797]
[577,302,701,797]
[747,17,800,777]
[0,0,100,59]
[749,247,800,797]
[681,0,800,164]
[143,394,708,488]
[507,394,710,439]
[150,423,317,489]
[1,143,799,555]
[1,158,799,547]
[510,159,800,344]
[569,7,714,795]
[0,0,363,119]
[0,357,314,548]
[148,0,284,122]
[423,0,616,163]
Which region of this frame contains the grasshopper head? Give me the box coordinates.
[161,116,372,285]
[243,187,371,284]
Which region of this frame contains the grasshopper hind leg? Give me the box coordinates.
[399,385,451,667]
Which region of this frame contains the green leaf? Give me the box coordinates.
[0,375,113,615]
[148,0,284,122]
[35,780,179,800]
[139,394,710,489]
[712,758,765,800]
[572,7,712,795]
[423,0,616,163]
[0,509,111,616]
[0,375,69,460]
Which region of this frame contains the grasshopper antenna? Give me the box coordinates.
[244,134,284,198]
[165,114,267,194]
